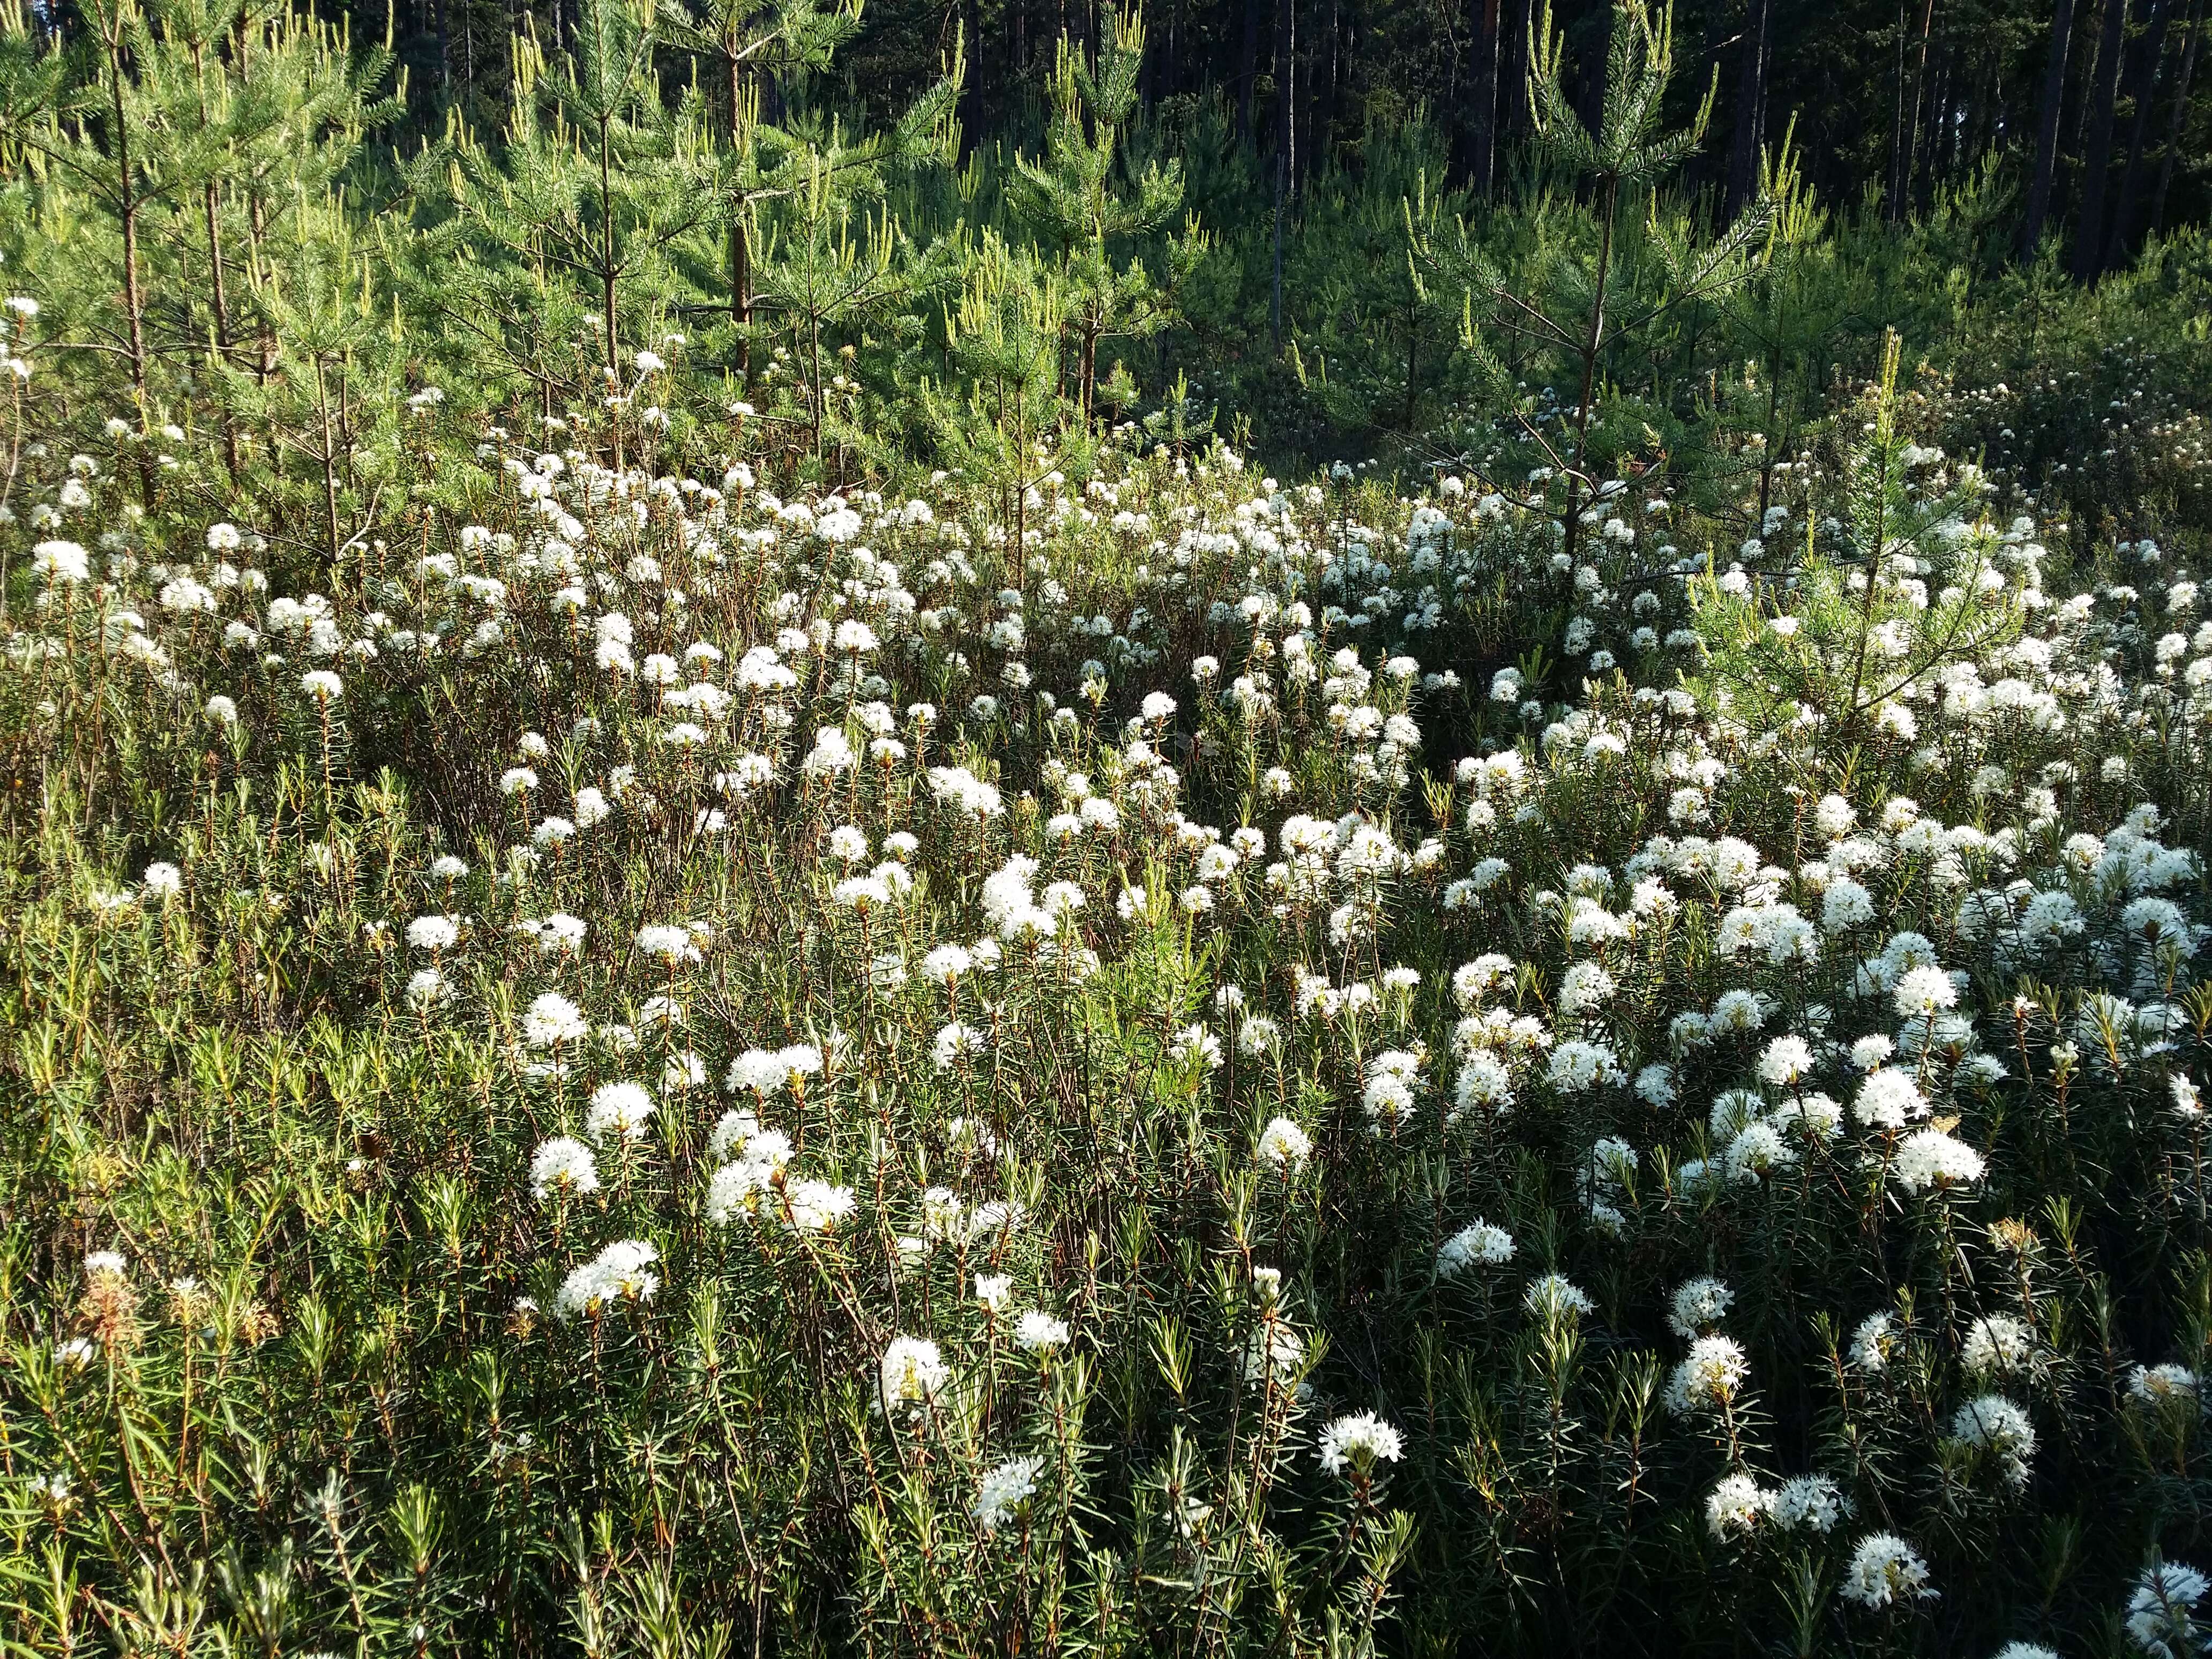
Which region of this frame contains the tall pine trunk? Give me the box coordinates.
[1727,0,1770,216]
[961,0,984,144]
[1236,0,1261,144]
[2109,0,2174,262]
[1270,0,1294,348]
[1893,0,1929,221]
[2151,0,2204,230]
[2023,0,2077,255]
[2072,0,2132,279]
[1503,0,1533,145]
[1469,0,1501,196]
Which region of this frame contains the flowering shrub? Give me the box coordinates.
[2,307,2210,1657]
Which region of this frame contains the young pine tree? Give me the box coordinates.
[1005,3,1199,429]
[1447,0,1772,566]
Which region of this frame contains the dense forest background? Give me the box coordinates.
[264,0,2212,267]
[3,0,2211,506]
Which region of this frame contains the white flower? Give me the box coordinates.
[1757,1034,1815,1086]
[924,765,1004,823]
[1667,1277,1732,1337]
[780,1178,857,1232]
[802,727,856,777]
[778,1044,824,1085]
[555,1239,660,1317]
[1437,1220,1515,1276]
[300,669,343,702]
[1452,954,1515,1007]
[973,1456,1043,1533]
[704,1134,793,1224]
[1666,1335,1750,1415]
[1317,1411,1404,1474]
[636,923,702,966]
[708,1109,767,1160]
[523,991,590,1047]
[1171,1024,1224,1071]
[1948,1394,2036,1485]
[1822,877,1875,931]
[1851,1311,1901,1371]
[922,944,974,985]
[1894,963,1960,1018]
[1960,1313,2034,1379]
[1454,1051,1515,1116]
[1556,959,1615,1017]
[1547,1040,1623,1093]
[2130,1563,2211,1658]
[1524,1273,1594,1319]
[32,540,89,582]
[1840,1532,1937,1610]
[1706,1473,1770,1539]
[1015,1310,1070,1351]
[878,1336,949,1416]
[585,1082,655,1144]
[932,1021,989,1070]
[407,915,459,952]
[2129,1363,2200,1405]
[1770,1474,1848,1533]
[1257,1116,1312,1171]
[1893,1127,1985,1192]
[530,1137,599,1198]
[1851,1033,1895,1071]
[1854,1067,1929,1130]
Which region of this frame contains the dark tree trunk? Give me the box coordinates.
[2152,0,2204,230]
[1304,0,1325,186]
[961,0,984,143]
[1469,0,1501,196]
[1322,0,1344,181]
[1573,3,1611,134]
[1503,0,1534,145]
[1925,44,1954,190]
[1271,0,1294,347]
[1889,2,1908,218]
[1888,0,1936,219]
[2109,0,2174,263]
[2023,0,2078,253]
[1237,0,1261,144]
[2073,0,2131,279]
[1727,0,1771,215]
